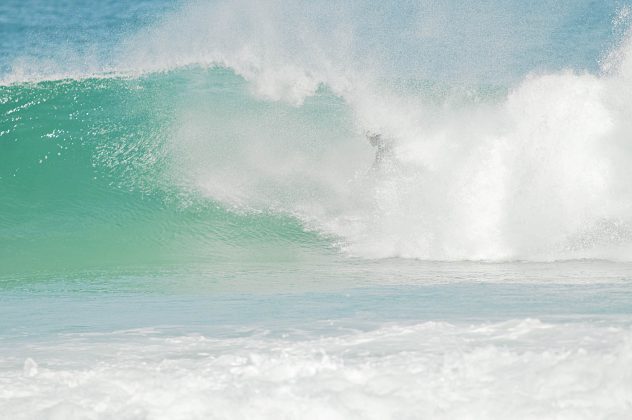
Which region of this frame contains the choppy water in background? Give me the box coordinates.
[2,1,632,418]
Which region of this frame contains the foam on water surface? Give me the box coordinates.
[1,319,632,420]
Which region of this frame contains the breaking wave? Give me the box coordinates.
[3,0,632,271]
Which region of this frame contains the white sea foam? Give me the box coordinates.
[324,69,632,261]
[1,319,631,419]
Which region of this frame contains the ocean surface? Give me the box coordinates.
[2,1,632,418]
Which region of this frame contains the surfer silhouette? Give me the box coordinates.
[366,132,394,170]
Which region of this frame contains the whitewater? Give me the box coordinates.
[2,0,632,419]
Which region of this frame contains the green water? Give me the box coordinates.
[0,69,346,277]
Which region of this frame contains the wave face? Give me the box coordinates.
[0,71,337,275]
[3,0,632,272]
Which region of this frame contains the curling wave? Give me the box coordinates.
[3,1,632,270]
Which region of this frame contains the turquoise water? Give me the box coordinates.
[2,1,632,418]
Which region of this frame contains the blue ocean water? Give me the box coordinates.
[2,1,632,418]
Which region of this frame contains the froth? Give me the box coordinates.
[2,320,631,420]
[330,69,631,260]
